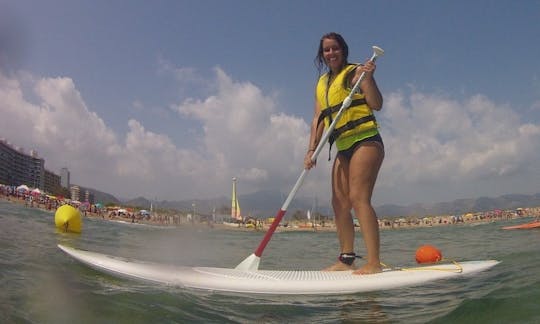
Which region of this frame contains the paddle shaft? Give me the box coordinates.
[253,48,383,258]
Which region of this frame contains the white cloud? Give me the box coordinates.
[171,67,316,194]
[2,68,540,208]
[0,69,316,203]
[531,100,540,112]
[377,91,540,204]
[0,71,121,186]
[157,55,212,99]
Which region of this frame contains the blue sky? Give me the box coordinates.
[1,0,540,208]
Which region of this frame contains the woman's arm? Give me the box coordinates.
[304,95,324,169]
[353,60,383,111]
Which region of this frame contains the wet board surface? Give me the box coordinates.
[58,244,499,295]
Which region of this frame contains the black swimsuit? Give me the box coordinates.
[336,133,384,161]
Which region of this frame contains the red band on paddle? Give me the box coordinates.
[254,209,286,257]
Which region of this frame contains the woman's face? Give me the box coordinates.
[322,38,344,71]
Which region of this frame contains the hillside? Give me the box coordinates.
[83,186,540,219]
[375,193,540,218]
[77,185,120,205]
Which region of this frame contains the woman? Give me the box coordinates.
[304,32,384,275]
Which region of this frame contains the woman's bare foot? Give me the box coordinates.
[322,261,355,271]
[352,263,382,275]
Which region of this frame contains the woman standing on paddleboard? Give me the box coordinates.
[304,32,384,275]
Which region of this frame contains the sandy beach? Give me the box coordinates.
[2,189,538,233]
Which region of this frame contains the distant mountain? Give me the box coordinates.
[233,191,540,218]
[236,189,315,216]
[77,185,120,205]
[123,196,152,209]
[122,190,315,217]
[81,185,540,219]
[376,193,540,218]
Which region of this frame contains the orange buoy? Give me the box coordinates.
[415,245,442,264]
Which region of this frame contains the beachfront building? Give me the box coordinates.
[70,185,81,202]
[0,139,45,189]
[0,139,63,194]
[84,189,94,204]
[60,167,70,189]
[43,169,62,194]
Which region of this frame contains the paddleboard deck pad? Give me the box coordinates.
[58,244,499,295]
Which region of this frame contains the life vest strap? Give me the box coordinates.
[316,98,368,127]
[329,114,376,146]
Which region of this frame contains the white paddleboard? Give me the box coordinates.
[58,244,499,295]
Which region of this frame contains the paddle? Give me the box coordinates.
[236,46,385,271]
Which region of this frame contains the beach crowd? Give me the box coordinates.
[1,184,538,231]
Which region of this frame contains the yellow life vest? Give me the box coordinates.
[316,64,378,150]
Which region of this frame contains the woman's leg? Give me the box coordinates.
[348,142,384,274]
[323,154,355,271]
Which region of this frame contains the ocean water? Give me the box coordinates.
[1,199,539,323]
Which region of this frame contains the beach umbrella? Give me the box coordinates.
[31,188,41,196]
[17,184,29,192]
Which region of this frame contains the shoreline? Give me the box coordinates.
[2,193,537,232]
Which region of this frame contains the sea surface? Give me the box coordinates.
[1,199,539,323]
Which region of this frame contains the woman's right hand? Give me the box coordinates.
[304,150,317,170]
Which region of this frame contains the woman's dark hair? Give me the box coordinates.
[314,32,349,75]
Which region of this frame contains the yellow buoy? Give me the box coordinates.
[55,204,82,233]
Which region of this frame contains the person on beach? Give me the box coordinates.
[304,32,384,275]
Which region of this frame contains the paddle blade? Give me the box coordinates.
[235,209,287,271]
[235,253,260,271]
[372,46,384,57]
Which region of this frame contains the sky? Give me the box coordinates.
[1,0,540,208]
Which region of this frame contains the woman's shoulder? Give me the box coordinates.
[317,71,330,82]
[344,63,361,76]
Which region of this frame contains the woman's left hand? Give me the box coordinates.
[359,60,376,75]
